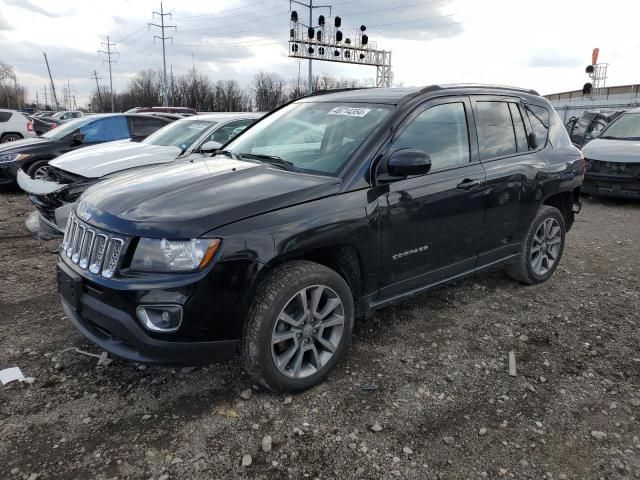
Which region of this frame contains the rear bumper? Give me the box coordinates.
[58,261,239,366]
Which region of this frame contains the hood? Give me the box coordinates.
[582,138,640,163]
[76,157,341,238]
[0,137,48,154]
[50,140,182,178]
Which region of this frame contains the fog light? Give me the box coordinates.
[136,305,183,332]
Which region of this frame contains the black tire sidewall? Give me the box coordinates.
[524,207,566,283]
[25,160,51,179]
[252,266,354,392]
[1,134,22,143]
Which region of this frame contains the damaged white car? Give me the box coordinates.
[18,112,262,236]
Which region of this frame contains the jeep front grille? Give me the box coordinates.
[62,213,126,278]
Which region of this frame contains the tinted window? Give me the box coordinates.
[131,117,169,138]
[0,112,11,122]
[509,103,529,152]
[525,104,550,147]
[80,116,130,143]
[393,102,470,170]
[142,119,217,149]
[209,119,254,144]
[476,101,517,160]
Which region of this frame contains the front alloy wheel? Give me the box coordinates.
[242,261,354,392]
[271,285,345,379]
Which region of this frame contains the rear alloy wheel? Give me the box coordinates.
[506,205,565,285]
[1,133,22,143]
[242,261,354,392]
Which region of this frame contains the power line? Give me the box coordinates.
[149,1,176,107]
[98,36,118,112]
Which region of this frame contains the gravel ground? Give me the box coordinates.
[0,192,639,480]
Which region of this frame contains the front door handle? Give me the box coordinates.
[456,178,482,190]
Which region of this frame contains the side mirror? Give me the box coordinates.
[590,130,601,139]
[387,149,431,177]
[528,132,538,149]
[200,140,223,153]
[70,132,84,145]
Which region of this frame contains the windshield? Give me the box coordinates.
[600,113,640,140]
[223,102,392,175]
[41,117,97,140]
[142,119,217,149]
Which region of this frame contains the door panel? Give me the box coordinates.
[470,96,548,260]
[378,97,486,297]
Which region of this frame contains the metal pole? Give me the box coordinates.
[161,2,168,106]
[308,0,312,95]
[43,84,48,110]
[107,36,115,112]
[43,52,60,110]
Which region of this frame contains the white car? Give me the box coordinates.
[18,112,263,235]
[0,109,36,143]
[51,111,83,122]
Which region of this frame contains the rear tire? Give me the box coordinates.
[506,205,565,285]
[241,260,354,392]
[1,133,22,143]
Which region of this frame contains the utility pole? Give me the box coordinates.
[98,36,118,112]
[42,84,48,110]
[150,2,176,107]
[35,91,40,110]
[63,80,77,111]
[290,0,331,94]
[90,70,103,112]
[42,52,60,110]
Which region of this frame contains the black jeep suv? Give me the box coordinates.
[57,85,584,392]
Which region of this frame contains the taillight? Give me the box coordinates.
[50,123,57,129]
[27,121,33,132]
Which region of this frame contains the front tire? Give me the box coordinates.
[242,260,354,392]
[25,160,53,180]
[506,205,566,285]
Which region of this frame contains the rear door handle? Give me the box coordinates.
[456,179,482,190]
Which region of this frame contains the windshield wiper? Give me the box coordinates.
[216,149,240,160]
[236,153,298,172]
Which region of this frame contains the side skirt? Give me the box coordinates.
[363,254,519,314]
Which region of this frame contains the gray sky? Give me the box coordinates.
[0,0,638,107]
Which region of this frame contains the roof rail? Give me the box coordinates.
[308,87,373,97]
[430,83,540,96]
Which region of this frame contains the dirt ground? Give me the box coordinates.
[0,192,639,480]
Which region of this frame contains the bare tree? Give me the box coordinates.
[253,72,286,112]
[0,61,15,82]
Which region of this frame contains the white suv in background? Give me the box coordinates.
[0,109,36,143]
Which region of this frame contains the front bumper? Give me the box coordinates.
[0,161,20,187]
[583,172,640,199]
[57,260,240,366]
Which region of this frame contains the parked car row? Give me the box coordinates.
[581,107,640,199]
[565,109,625,148]
[42,85,584,391]
[17,112,261,234]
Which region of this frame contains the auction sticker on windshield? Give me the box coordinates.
[328,107,371,117]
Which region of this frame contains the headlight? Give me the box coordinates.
[130,238,221,273]
[0,153,29,163]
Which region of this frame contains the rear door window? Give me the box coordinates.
[475,101,517,160]
[130,117,169,138]
[80,116,130,143]
[0,112,12,122]
[509,103,529,152]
